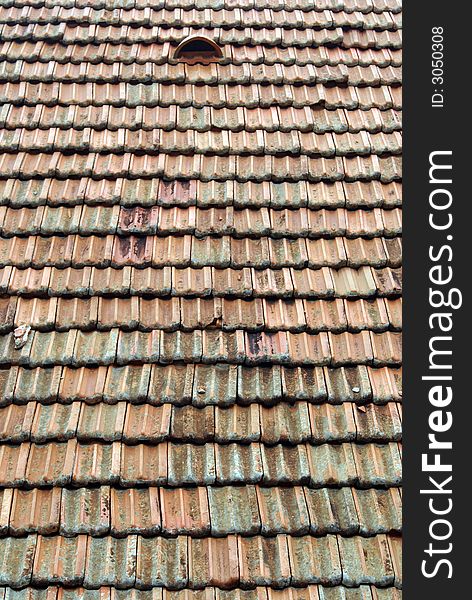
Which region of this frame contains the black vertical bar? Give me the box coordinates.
[404,1,469,596]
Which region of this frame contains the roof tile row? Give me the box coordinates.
[0,128,402,157]
[0,106,402,138]
[1,265,402,299]
[0,61,351,87]
[0,43,402,70]
[0,328,402,367]
[0,82,403,111]
[0,484,401,537]
[0,440,402,488]
[0,105,402,135]
[0,152,402,183]
[0,533,401,589]
[0,60,401,88]
[0,206,402,239]
[0,20,402,48]
[0,400,402,444]
[1,296,401,333]
[0,179,402,210]
[0,364,402,407]
[0,7,402,31]
[0,0,403,14]
[0,235,402,269]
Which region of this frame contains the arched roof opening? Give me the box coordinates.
[173,36,223,64]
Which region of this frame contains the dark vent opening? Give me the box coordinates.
[174,37,223,63]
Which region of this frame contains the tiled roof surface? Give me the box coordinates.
[0,0,402,596]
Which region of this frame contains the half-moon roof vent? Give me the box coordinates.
[173,36,223,64]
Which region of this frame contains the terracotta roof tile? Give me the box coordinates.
[0,488,12,535]
[260,402,311,444]
[325,365,372,404]
[116,330,159,364]
[58,366,106,403]
[160,487,210,536]
[209,486,260,536]
[148,364,194,405]
[331,267,376,298]
[291,535,342,586]
[245,331,289,364]
[9,487,61,536]
[281,366,327,402]
[189,536,239,589]
[129,267,173,296]
[309,403,357,443]
[370,331,402,366]
[85,536,137,589]
[111,488,161,536]
[32,535,87,587]
[352,442,402,487]
[0,367,17,407]
[31,403,80,442]
[169,442,215,486]
[304,487,358,535]
[353,487,402,535]
[306,442,357,486]
[73,441,121,485]
[221,298,263,331]
[253,268,294,298]
[193,363,237,407]
[216,443,263,484]
[136,536,186,589]
[76,403,125,442]
[215,404,260,442]
[123,404,171,443]
[170,405,214,443]
[237,365,282,404]
[290,267,334,298]
[261,444,309,484]
[257,486,309,535]
[60,486,110,536]
[238,535,291,588]
[368,366,402,403]
[0,534,37,587]
[48,267,92,297]
[387,534,402,589]
[0,1,401,594]
[372,266,402,296]
[354,402,402,442]
[24,440,75,486]
[339,535,395,587]
[0,402,34,442]
[120,443,167,486]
